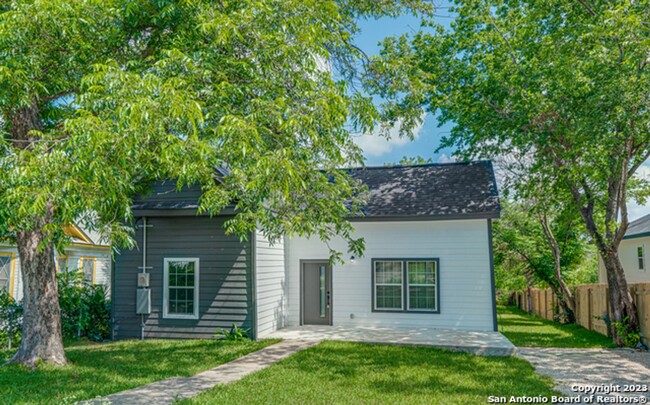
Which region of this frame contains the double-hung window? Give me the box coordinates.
[638,245,645,271]
[79,257,95,284]
[163,258,200,319]
[57,256,68,273]
[373,258,439,313]
[0,253,14,296]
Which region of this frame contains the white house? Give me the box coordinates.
[599,214,650,284]
[0,224,112,302]
[112,161,501,340]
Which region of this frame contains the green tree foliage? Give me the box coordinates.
[367,0,650,344]
[494,200,591,322]
[0,0,432,366]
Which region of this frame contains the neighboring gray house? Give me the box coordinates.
[0,224,112,301]
[112,161,500,340]
[599,213,650,284]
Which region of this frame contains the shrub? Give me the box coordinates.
[611,316,641,348]
[0,289,22,348]
[57,269,111,341]
[215,323,250,341]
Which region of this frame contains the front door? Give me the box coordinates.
[301,261,332,325]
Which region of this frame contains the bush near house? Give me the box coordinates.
[57,270,111,341]
[0,270,111,347]
[0,290,21,348]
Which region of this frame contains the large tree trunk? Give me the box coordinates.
[6,102,67,367]
[8,225,67,367]
[601,248,639,346]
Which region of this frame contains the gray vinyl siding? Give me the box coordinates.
[112,216,253,340]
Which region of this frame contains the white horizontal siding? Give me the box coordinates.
[254,232,286,338]
[0,244,111,303]
[285,219,495,331]
[600,237,650,283]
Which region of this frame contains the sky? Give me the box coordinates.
[353,11,455,168]
[352,10,650,221]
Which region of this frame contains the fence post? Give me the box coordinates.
[587,286,594,330]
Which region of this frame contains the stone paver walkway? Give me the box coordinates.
[518,348,650,403]
[81,340,320,405]
[267,325,516,356]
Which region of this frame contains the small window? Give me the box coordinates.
[638,246,645,271]
[163,258,200,319]
[57,256,68,273]
[80,257,96,283]
[373,258,439,313]
[0,254,14,296]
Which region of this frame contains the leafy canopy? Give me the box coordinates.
[366,0,650,247]
[0,0,431,259]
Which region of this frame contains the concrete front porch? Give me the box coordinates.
[266,325,517,356]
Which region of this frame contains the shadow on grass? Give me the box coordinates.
[498,306,615,348]
[0,338,278,405]
[181,341,558,405]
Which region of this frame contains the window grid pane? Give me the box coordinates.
[82,259,94,283]
[374,261,403,310]
[407,261,437,311]
[0,256,11,292]
[57,258,68,273]
[167,260,196,316]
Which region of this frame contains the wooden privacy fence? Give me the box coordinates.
[513,283,650,345]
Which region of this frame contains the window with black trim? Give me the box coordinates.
[638,245,645,271]
[373,259,439,312]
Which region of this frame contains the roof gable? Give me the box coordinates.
[346,160,500,220]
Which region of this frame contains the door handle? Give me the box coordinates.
[327,291,331,309]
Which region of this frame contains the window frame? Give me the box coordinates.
[371,258,440,314]
[0,252,16,298]
[163,258,200,320]
[637,245,646,271]
[79,257,96,284]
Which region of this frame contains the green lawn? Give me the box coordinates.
[498,306,616,348]
[179,341,558,405]
[0,338,278,405]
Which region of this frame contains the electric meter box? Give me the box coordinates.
[137,272,150,288]
[136,289,151,314]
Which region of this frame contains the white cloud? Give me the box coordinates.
[437,154,457,163]
[353,119,425,158]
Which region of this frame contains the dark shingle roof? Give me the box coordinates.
[132,161,501,220]
[345,160,500,220]
[624,213,650,239]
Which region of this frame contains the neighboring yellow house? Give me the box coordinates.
[599,214,650,284]
[0,224,111,301]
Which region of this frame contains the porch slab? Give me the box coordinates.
[266,325,517,356]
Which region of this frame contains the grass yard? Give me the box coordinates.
[179,341,558,405]
[498,306,616,348]
[0,338,278,405]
